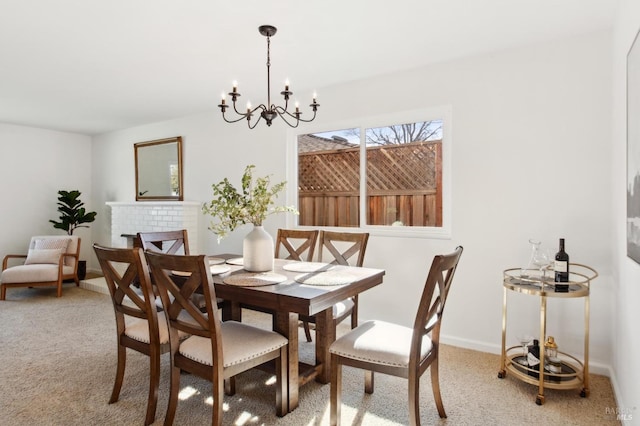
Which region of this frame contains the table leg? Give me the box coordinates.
[314,308,335,384]
[221,300,242,322]
[274,311,299,412]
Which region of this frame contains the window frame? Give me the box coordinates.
[286,105,452,239]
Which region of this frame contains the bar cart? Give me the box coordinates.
[497,263,598,405]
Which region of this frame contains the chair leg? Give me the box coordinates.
[224,377,236,396]
[56,281,63,297]
[276,346,287,417]
[408,373,421,426]
[430,357,447,418]
[351,296,358,329]
[164,364,181,426]
[144,350,161,426]
[303,321,313,342]
[330,354,342,426]
[109,344,126,403]
[213,371,224,426]
[1,284,6,300]
[364,370,374,394]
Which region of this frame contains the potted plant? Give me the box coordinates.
[50,190,97,280]
[202,165,298,272]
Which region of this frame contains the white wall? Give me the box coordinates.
[90,31,614,376]
[0,123,93,260]
[315,31,614,372]
[612,0,640,420]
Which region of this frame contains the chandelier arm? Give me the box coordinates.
[274,105,318,124]
[247,116,262,129]
[273,108,300,128]
[221,112,250,124]
[295,110,318,123]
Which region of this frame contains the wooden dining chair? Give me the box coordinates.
[300,230,369,342]
[145,250,288,426]
[137,229,223,310]
[93,244,170,426]
[274,229,319,261]
[136,230,190,255]
[329,246,463,426]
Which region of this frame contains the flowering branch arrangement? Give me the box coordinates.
[202,165,298,241]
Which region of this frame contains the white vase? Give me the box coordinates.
[243,225,274,272]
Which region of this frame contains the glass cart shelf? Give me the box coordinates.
[497,263,598,405]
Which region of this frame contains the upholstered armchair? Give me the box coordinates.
[1,235,81,300]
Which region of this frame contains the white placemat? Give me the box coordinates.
[226,257,244,266]
[294,270,357,286]
[282,262,333,273]
[223,272,287,287]
[210,264,231,275]
[208,257,226,265]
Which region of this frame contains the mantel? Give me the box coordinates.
[106,201,201,207]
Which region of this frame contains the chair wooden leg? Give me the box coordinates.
[364,370,374,394]
[213,370,224,426]
[56,281,63,297]
[109,344,126,403]
[351,296,358,329]
[408,373,421,426]
[276,346,287,416]
[224,377,236,396]
[430,356,447,418]
[1,284,6,300]
[330,354,342,426]
[164,364,181,426]
[303,321,312,342]
[144,350,161,425]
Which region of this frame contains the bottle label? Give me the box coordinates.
[527,352,540,367]
[554,260,568,273]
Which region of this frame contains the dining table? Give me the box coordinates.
[208,254,385,413]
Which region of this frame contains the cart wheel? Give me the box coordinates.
[580,388,588,398]
[535,396,544,405]
[498,370,506,379]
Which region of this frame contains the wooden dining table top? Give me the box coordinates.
[209,254,385,315]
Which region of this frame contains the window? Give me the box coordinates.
[288,107,452,238]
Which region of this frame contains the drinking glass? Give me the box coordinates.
[521,239,541,278]
[516,334,534,365]
[532,247,553,285]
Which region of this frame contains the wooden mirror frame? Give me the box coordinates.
[135,136,184,201]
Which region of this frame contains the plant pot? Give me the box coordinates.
[77,260,87,280]
[243,225,274,272]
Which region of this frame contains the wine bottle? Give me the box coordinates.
[554,238,569,286]
[527,339,540,378]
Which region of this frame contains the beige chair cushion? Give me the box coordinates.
[178,321,287,368]
[34,238,70,251]
[1,264,60,283]
[24,248,64,265]
[333,298,354,318]
[125,311,191,343]
[330,320,433,368]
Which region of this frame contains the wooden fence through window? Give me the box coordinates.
[298,140,442,227]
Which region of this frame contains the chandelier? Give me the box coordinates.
[218,25,319,129]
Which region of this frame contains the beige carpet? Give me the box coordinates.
[0,284,620,425]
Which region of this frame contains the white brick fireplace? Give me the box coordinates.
[106,201,200,251]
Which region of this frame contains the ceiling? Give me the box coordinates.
[0,0,619,135]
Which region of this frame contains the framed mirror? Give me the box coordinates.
[135,136,183,201]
